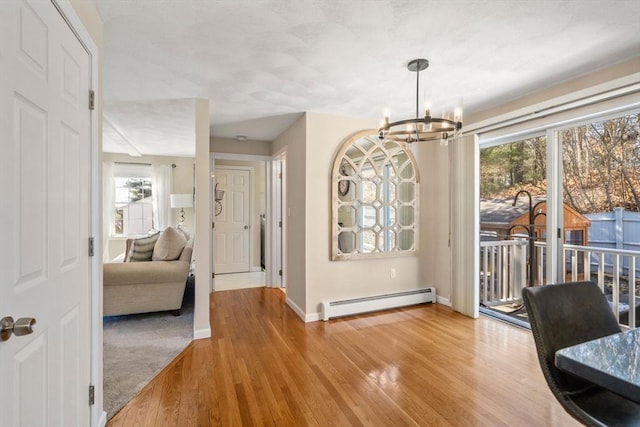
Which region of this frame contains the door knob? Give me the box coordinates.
[244,225,249,229]
[0,316,37,342]
[13,317,36,336]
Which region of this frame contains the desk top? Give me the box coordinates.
[555,328,640,403]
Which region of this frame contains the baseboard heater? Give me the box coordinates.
[320,287,435,321]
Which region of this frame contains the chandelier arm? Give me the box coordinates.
[385,133,447,143]
[384,128,457,137]
[383,117,459,129]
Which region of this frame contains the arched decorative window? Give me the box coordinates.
[332,130,419,260]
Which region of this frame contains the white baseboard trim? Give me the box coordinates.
[194,327,211,340]
[436,295,452,306]
[285,297,307,322]
[305,312,321,323]
[97,410,107,427]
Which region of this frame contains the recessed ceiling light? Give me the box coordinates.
[235,135,247,141]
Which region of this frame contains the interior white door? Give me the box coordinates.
[0,1,92,426]
[215,168,251,274]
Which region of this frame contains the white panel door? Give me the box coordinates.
[215,168,251,274]
[0,1,91,426]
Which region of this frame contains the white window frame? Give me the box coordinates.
[112,163,155,237]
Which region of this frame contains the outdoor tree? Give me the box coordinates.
[480,137,546,197]
[481,114,640,214]
[124,178,152,202]
[561,114,640,213]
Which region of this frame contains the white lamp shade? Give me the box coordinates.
[170,193,193,209]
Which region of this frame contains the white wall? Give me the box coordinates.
[271,112,442,320]
[194,98,211,339]
[272,115,307,313]
[211,136,271,156]
[413,142,452,303]
[303,113,423,319]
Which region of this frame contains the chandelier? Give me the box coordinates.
[378,59,462,144]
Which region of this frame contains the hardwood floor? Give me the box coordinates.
[107,288,579,426]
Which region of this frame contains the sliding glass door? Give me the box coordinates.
[479,135,548,321]
[559,113,640,327]
[478,111,640,328]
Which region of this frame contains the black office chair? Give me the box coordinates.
[522,281,640,427]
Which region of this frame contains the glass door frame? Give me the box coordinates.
[480,106,640,289]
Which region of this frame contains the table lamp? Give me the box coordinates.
[170,193,193,224]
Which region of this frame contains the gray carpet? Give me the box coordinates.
[103,277,194,420]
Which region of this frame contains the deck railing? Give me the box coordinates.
[480,239,547,303]
[480,240,638,328]
[563,243,638,328]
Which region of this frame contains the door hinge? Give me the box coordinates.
[89,385,95,405]
[88,90,95,110]
[88,237,95,257]
[212,272,215,279]
[278,269,282,276]
[212,221,215,229]
[558,228,561,239]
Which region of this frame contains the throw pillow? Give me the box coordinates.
[152,226,187,261]
[123,239,134,262]
[128,232,161,262]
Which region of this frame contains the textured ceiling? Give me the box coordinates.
[95,0,640,157]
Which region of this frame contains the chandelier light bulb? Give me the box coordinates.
[424,98,432,117]
[454,97,463,123]
[454,107,463,123]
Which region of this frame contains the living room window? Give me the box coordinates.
[113,163,155,236]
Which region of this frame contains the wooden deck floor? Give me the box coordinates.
[107,287,579,426]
